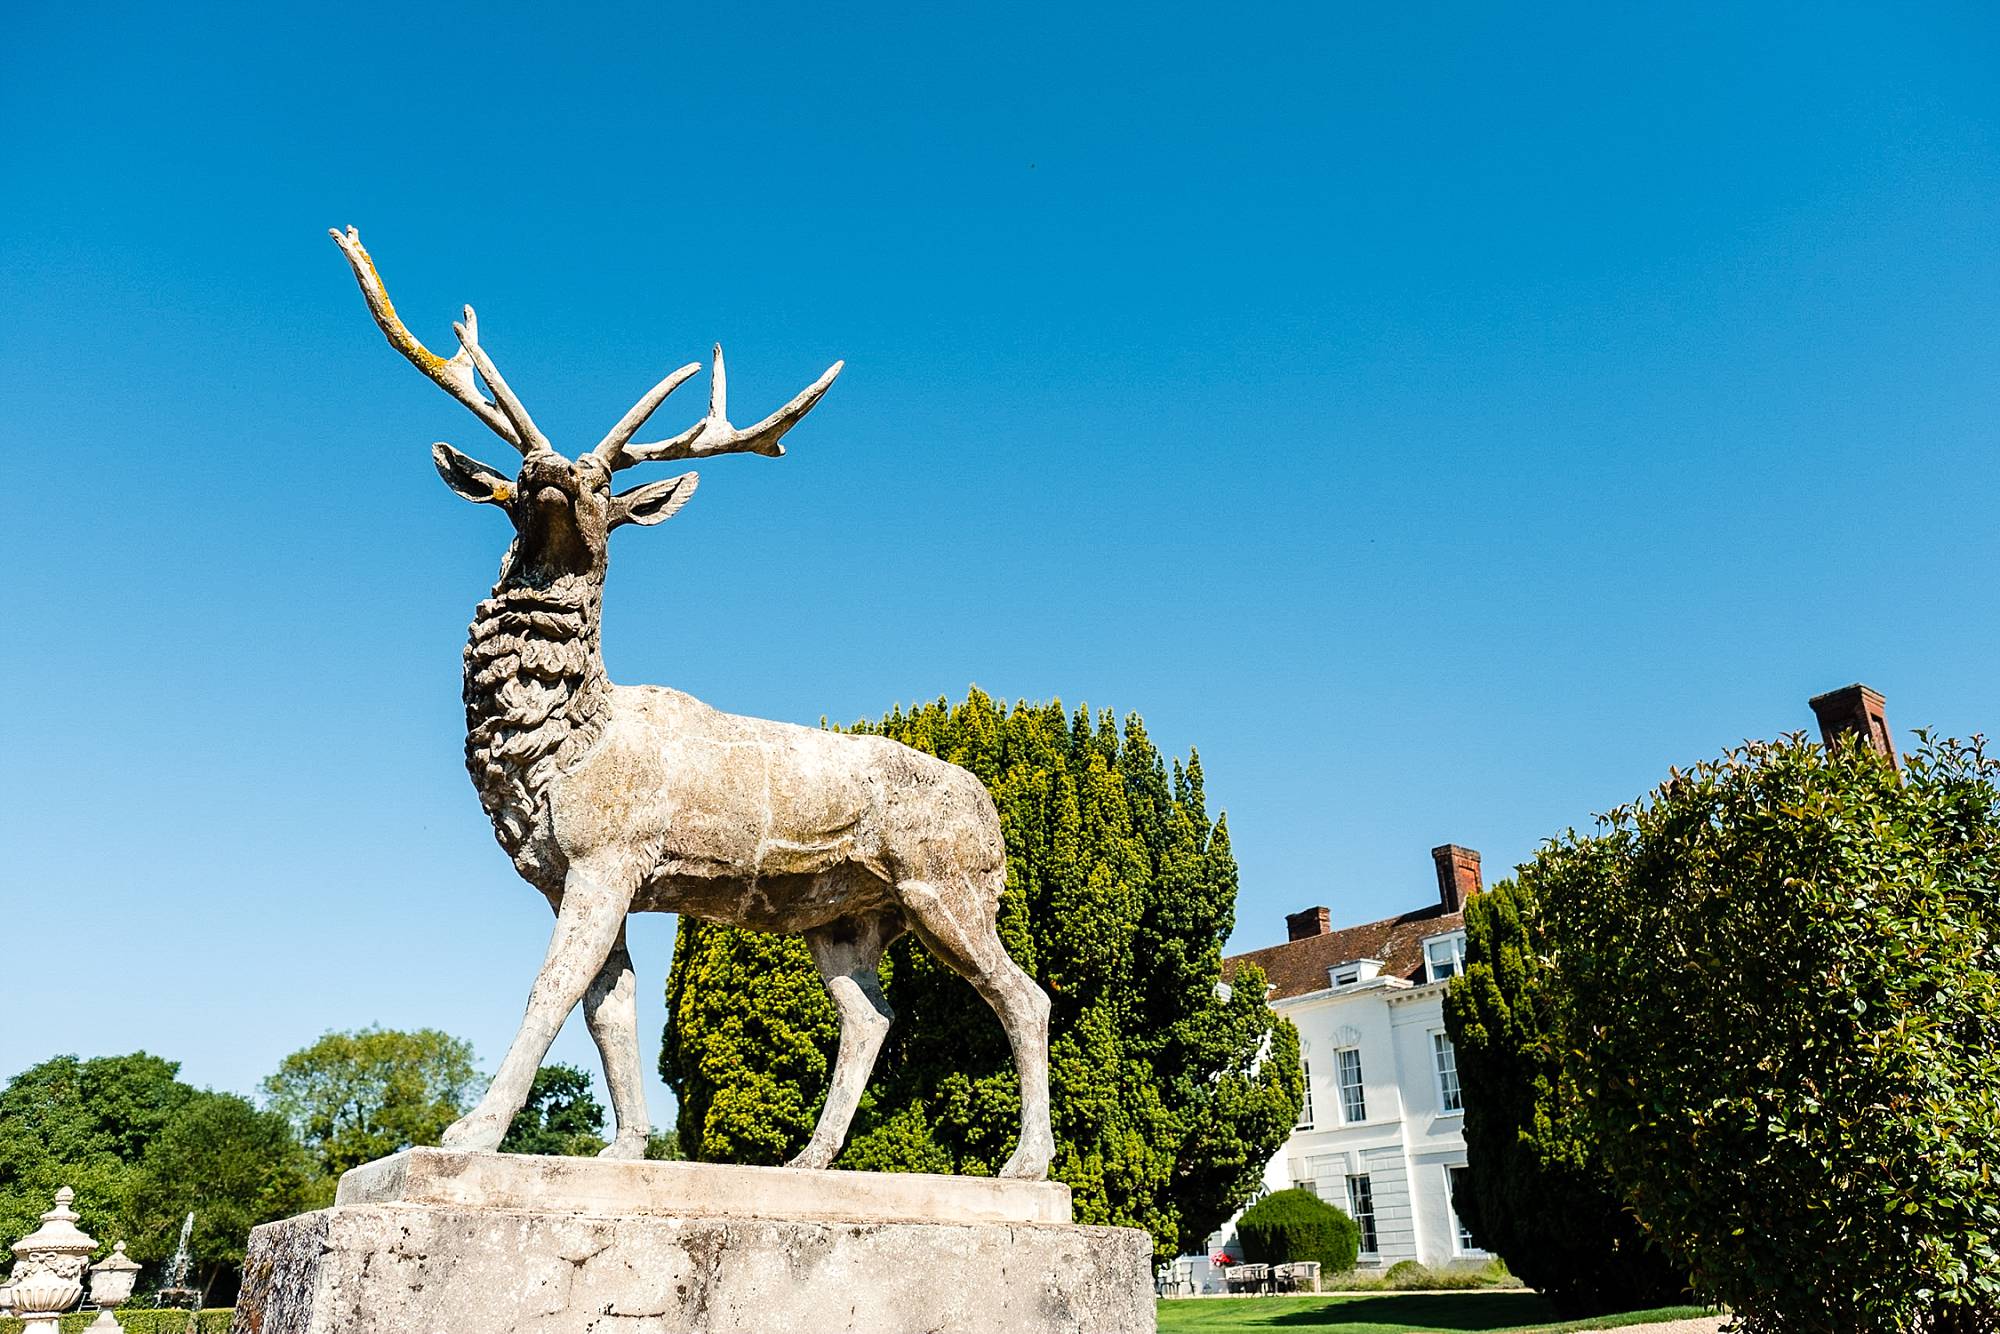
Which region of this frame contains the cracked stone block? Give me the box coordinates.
[233,1152,1153,1334]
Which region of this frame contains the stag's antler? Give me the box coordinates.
[592,345,843,472]
[329,227,547,453]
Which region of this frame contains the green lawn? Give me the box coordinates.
[1155,1293,1713,1333]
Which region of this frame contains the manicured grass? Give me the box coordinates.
[1155,1292,1713,1333]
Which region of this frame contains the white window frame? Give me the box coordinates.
[1346,1174,1379,1256]
[1296,1060,1314,1129]
[1445,1165,1486,1256]
[1334,1047,1367,1124]
[1432,1030,1463,1114]
[1425,933,1466,984]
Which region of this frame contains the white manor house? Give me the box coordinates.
[1190,844,1490,1281]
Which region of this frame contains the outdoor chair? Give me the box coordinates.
[1274,1261,1321,1293]
[1224,1263,1272,1294]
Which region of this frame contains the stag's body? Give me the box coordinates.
[466,569,1004,922]
[335,227,1053,1179]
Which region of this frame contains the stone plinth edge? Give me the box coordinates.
[235,1200,1154,1334]
[337,1147,1072,1226]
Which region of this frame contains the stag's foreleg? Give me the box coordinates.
[787,912,903,1170]
[584,925,651,1159]
[897,877,1054,1181]
[442,862,634,1152]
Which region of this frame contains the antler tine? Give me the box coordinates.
[328,227,528,453]
[590,360,705,468]
[451,310,551,453]
[620,345,844,468]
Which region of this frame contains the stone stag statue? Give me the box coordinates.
[331,228,1054,1179]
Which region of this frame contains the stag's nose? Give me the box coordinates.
[518,452,577,495]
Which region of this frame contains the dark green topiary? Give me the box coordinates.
[1234,1187,1360,1274]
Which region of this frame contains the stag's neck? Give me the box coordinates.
[462,567,615,861]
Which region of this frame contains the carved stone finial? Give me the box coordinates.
[9,1187,98,1334]
[85,1238,143,1331]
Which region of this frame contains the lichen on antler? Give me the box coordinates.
[329,226,532,452]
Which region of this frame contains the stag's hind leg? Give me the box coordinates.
[584,926,651,1159]
[896,877,1055,1180]
[788,911,903,1170]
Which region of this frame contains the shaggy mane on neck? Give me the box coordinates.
[462,570,611,863]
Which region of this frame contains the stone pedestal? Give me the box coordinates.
[234,1149,1153,1334]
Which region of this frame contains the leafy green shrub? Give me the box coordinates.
[1443,873,1689,1314]
[1322,1258,1518,1292]
[1543,735,2000,1334]
[0,1311,232,1334]
[1235,1188,1360,1274]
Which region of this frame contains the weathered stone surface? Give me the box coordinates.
[235,1198,1153,1334]
[339,1148,1073,1226]
[330,227,1054,1180]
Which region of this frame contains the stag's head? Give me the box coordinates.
[331,227,841,579]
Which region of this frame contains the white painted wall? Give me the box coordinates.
[1198,938,1489,1274]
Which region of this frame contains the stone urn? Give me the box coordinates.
[10,1187,98,1334]
[87,1241,143,1331]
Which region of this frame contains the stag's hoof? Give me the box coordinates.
[596,1132,649,1161]
[785,1142,837,1171]
[998,1135,1055,1181]
[440,1110,508,1153]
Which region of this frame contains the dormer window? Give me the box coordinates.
[1328,959,1384,989]
[1425,933,1467,983]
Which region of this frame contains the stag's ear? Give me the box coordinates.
[432,442,515,505]
[609,472,700,529]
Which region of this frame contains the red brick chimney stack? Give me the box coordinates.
[1432,845,1482,914]
[1808,683,1897,767]
[1285,906,1332,941]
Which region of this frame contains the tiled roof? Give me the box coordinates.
[1224,903,1464,1000]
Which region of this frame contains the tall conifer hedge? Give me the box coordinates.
[660,691,1301,1259]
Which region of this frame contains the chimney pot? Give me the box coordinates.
[1808,683,1897,767]
[1432,845,1482,914]
[1285,906,1331,941]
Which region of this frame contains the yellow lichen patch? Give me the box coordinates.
[491,483,513,502]
[352,242,447,372]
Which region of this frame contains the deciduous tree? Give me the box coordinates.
[262,1028,480,1178]
[0,1055,313,1302]
[123,1092,317,1303]
[0,1053,194,1257]
[499,1064,608,1156]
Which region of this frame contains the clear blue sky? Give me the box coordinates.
[4,2,1996,1128]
